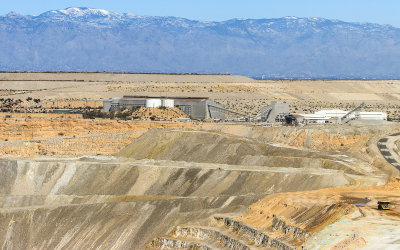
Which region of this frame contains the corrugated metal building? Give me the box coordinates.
[103,96,225,120]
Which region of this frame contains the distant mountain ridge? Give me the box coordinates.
[1,7,400,79]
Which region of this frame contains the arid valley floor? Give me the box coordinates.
[0,73,399,249]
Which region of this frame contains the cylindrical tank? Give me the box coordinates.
[145,99,162,108]
[162,99,174,108]
[111,97,121,104]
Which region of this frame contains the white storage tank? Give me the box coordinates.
[111,97,121,104]
[162,99,175,108]
[146,99,162,108]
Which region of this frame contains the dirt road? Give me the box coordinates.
[378,133,400,172]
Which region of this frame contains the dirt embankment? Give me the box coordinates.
[0,119,193,156]
[130,107,188,120]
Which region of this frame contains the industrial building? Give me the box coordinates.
[300,109,387,124]
[258,101,290,122]
[103,96,226,120]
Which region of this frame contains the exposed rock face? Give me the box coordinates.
[149,238,213,249]
[174,226,251,250]
[150,217,295,250]
[272,215,310,241]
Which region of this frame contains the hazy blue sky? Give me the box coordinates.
[2,0,400,27]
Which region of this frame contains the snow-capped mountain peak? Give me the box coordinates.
[33,7,120,21]
[32,7,125,24]
[58,7,111,16]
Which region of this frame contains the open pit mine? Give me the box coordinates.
[0,73,400,249]
[0,125,399,249]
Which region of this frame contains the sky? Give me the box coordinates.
[2,0,400,27]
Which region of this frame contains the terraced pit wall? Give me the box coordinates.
[0,156,364,249]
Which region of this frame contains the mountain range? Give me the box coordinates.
[1,7,400,79]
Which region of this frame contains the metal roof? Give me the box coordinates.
[122,95,209,100]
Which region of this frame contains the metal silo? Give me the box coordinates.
[162,99,175,108]
[145,99,162,108]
